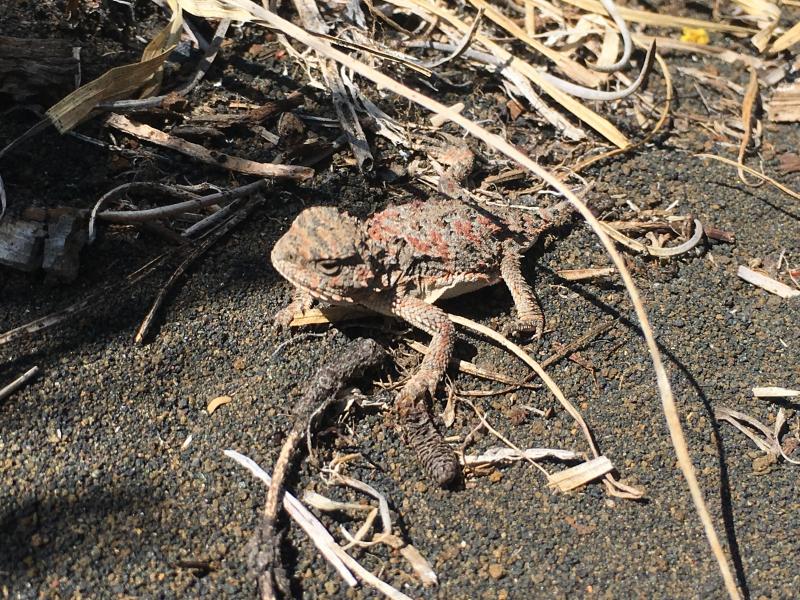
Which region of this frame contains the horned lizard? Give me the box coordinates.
[271,197,573,486]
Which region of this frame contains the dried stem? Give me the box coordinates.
[250,338,385,599]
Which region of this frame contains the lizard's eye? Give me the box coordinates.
[317,259,342,276]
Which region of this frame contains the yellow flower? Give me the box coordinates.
[680,27,710,45]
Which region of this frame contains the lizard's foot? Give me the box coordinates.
[396,377,461,488]
[502,315,544,342]
[273,305,297,330]
[273,292,316,331]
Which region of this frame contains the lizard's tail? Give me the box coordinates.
[539,198,580,228]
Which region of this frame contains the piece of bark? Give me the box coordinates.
[0,36,79,102]
[767,82,800,122]
[0,219,45,272]
[106,113,314,181]
[42,213,88,282]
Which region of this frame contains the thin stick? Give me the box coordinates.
[96,179,268,224]
[89,182,202,241]
[573,47,673,173]
[0,251,171,347]
[418,8,484,68]
[736,68,762,187]
[0,172,6,219]
[224,450,358,588]
[105,114,314,180]
[0,366,40,401]
[251,339,385,599]
[697,153,800,202]
[98,19,231,111]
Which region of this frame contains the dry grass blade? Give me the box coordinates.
[770,20,800,53]
[106,114,314,180]
[697,153,800,202]
[715,406,779,454]
[587,0,632,73]
[387,0,630,147]
[465,0,604,87]
[561,0,754,34]
[45,48,174,132]
[450,314,642,500]
[406,340,523,385]
[223,450,358,588]
[537,40,655,102]
[574,48,673,172]
[289,305,372,326]
[172,1,741,595]
[548,455,614,492]
[737,68,761,187]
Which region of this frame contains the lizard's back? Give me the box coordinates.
[365,199,529,302]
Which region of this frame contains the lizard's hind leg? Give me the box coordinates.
[381,294,461,487]
[500,242,545,339]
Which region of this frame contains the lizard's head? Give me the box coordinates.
[271,206,380,303]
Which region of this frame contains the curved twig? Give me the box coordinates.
[736,67,763,188]
[586,0,633,73]
[89,182,202,242]
[600,219,704,257]
[418,8,483,68]
[94,178,268,225]
[538,40,656,101]
[574,46,673,172]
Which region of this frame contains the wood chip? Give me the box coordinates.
[767,82,800,122]
[463,447,580,466]
[207,395,233,415]
[0,219,45,272]
[556,267,616,281]
[737,265,800,299]
[752,387,800,399]
[548,455,614,492]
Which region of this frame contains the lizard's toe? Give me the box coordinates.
[272,308,295,331]
[503,317,544,342]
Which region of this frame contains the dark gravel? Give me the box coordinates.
[2,3,800,599]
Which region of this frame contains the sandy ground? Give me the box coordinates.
[2,2,800,599]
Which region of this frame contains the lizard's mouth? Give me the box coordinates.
[272,260,352,305]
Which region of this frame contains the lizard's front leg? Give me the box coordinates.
[273,289,315,329]
[500,241,544,339]
[370,293,461,487]
[389,295,454,401]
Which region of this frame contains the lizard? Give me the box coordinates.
[270,195,574,488]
